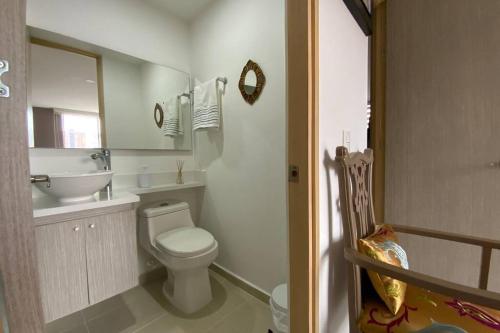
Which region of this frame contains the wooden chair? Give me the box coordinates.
[335,146,500,333]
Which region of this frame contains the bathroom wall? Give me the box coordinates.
[26,0,196,177]
[318,0,369,332]
[189,0,287,294]
[27,0,190,72]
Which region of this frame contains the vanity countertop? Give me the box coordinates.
[123,181,205,195]
[32,191,140,218]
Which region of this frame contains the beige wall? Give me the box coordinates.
[385,0,500,292]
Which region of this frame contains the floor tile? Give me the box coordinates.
[45,311,88,333]
[46,269,274,333]
[85,286,166,333]
[205,297,274,333]
[135,273,251,333]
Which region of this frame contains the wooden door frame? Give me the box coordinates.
[0,0,44,331]
[287,0,319,332]
[369,0,387,225]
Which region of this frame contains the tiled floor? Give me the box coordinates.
[45,271,274,333]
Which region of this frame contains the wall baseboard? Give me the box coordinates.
[139,264,271,305]
[209,263,270,304]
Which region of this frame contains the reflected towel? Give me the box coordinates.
[162,97,184,137]
[193,78,222,130]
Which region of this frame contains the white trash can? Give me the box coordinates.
[270,283,288,333]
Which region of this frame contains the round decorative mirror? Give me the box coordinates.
[239,59,265,105]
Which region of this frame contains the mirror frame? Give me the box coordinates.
[238,59,266,105]
[29,37,107,148]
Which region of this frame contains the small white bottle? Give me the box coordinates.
[138,165,152,188]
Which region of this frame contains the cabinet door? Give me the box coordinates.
[85,210,138,304]
[35,221,88,322]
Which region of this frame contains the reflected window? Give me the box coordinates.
[28,108,101,148]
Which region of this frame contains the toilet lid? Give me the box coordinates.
[271,283,288,313]
[155,227,215,258]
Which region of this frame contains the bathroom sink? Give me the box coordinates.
[34,170,113,203]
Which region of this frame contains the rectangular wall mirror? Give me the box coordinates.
[27,28,193,151]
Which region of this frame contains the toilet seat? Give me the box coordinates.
[155,227,215,258]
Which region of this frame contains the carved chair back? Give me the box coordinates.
[336,146,377,248]
[336,146,377,328]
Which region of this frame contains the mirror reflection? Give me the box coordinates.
[28,42,101,148]
[27,29,192,151]
[243,70,257,95]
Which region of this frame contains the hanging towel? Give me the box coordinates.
[162,97,184,137]
[193,78,222,130]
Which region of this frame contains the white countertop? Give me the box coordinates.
[123,181,205,195]
[32,191,140,218]
[32,170,206,218]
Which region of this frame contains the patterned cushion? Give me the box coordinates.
[359,284,500,333]
[359,224,409,315]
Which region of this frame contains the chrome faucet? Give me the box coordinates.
[91,149,112,193]
[91,149,111,171]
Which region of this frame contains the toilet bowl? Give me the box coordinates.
[139,200,218,314]
[270,283,288,333]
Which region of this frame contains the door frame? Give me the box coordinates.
[0,0,44,331]
[369,0,387,224]
[0,0,320,331]
[287,0,319,332]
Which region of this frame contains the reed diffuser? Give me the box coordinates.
[176,160,184,184]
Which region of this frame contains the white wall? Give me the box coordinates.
[189,0,287,294]
[27,0,190,72]
[26,0,196,177]
[318,0,369,332]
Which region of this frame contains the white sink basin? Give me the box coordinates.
[35,170,113,203]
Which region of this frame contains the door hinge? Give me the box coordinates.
[0,60,10,98]
[289,165,299,183]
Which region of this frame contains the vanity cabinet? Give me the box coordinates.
[35,204,138,322]
[35,220,88,322]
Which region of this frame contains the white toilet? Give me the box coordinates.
[139,200,218,314]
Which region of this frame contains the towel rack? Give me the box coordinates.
[187,77,228,95]
[216,77,228,86]
[178,92,191,100]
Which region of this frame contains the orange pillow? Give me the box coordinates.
[358,224,409,315]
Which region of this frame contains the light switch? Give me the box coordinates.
[343,130,351,150]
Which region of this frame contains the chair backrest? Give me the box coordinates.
[336,146,377,329]
[336,146,377,249]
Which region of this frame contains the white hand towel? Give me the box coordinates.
[193,78,222,130]
[162,97,184,137]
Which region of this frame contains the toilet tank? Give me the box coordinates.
[138,200,194,247]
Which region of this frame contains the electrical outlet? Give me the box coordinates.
[343,130,351,150]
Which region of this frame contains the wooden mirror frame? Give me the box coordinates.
[238,59,266,105]
[154,103,164,128]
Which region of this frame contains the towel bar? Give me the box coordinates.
[216,77,228,85]
[187,77,228,96]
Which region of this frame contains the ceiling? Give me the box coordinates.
[144,0,216,21]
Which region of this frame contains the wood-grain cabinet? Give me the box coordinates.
[34,205,139,322]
